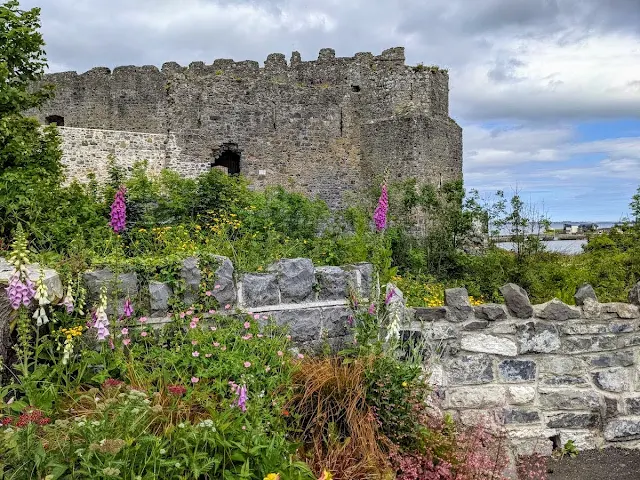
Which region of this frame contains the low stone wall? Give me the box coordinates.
[405,283,640,458]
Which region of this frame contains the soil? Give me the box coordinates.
[546,447,640,480]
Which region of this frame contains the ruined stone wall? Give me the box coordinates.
[408,283,640,458]
[28,47,461,208]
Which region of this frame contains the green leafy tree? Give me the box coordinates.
[0,0,63,242]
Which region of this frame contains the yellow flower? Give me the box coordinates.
[402,381,408,387]
[264,474,280,480]
[318,470,333,480]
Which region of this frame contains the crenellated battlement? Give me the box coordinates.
[29,46,461,209]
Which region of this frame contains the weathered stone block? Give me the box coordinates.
[345,262,373,297]
[581,297,602,318]
[563,335,617,353]
[498,359,537,382]
[546,412,600,429]
[149,281,172,316]
[540,356,587,375]
[268,258,314,303]
[538,389,600,410]
[425,322,458,340]
[517,322,561,354]
[414,307,448,322]
[604,418,640,441]
[474,303,508,321]
[560,322,608,335]
[587,351,635,368]
[83,269,138,315]
[542,375,588,386]
[241,273,279,307]
[500,283,533,318]
[462,320,489,330]
[271,308,322,343]
[592,368,631,393]
[446,385,507,408]
[535,298,580,321]
[321,306,351,338]
[444,287,473,322]
[315,266,348,301]
[503,408,541,425]
[558,430,603,451]
[211,255,236,306]
[610,321,636,333]
[625,397,640,415]
[602,303,640,319]
[460,333,517,356]
[181,256,201,306]
[507,385,536,405]
[575,284,597,306]
[447,354,494,385]
[629,282,640,306]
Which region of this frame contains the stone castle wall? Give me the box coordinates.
[28,47,462,207]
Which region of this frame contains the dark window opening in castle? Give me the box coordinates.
[45,115,64,126]
[211,144,241,175]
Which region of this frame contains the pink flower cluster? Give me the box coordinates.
[5,272,35,310]
[230,381,248,412]
[123,298,133,318]
[109,186,127,233]
[92,309,110,341]
[373,183,388,231]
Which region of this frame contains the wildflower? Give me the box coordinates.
[286,335,291,340]
[402,381,408,387]
[109,186,127,233]
[257,334,263,338]
[191,340,198,345]
[213,342,220,347]
[123,298,133,318]
[121,328,129,335]
[277,351,284,357]
[205,353,212,358]
[159,449,166,455]
[186,309,193,315]
[264,474,280,480]
[243,361,251,368]
[368,303,375,315]
[318,469,333,480]
[347,315,354,327]
[139,316,147,323]
[123,338,131,346]
[385,288,396,305]
[215,284,221,289]
[297,353,304,359]
[32,269,50,326]
[167,385,187,396]
[189,321,197,329]
[62,283,75,313]
[141,331,148,337]
[205,291,212,296]
[179,312,186,319]
[209,310,216,315]
[233,384,248,412]
[373,182,388,231]
[192,351,200,357]
[92,287,110,341]
[191,377,199,384]
[242,425,246,430]
[265,366,271,372]
[243,321,251,329]
[192,317,199,323]
[221,345,226,351]
[253,313,260,320]
[225,304,231,310]
[210,325,217,330]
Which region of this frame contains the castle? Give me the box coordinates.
[30,47,462,208]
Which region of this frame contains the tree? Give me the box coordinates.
[0,0,63,242]
[630,186,640,226]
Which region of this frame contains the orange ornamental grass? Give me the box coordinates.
[286,355,393,480]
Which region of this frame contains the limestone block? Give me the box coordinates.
[507,385,536,405]
[181,256,201,306]
[546,412,600,429]
[315,266,348,301]
[575,283,597,306]
[540,356,588,375]
[83,269,137,315]
[498,359,537,383]
[424,322,458,340]
[604,417,640,441]
[462,320,489,330]
[592,368,631,393]
[267,258,314,303]
[474,303,508,321]
[586,351,635,368]
[558,430,603,450]
[446,385,507,408]
[271,308,322,343]
[241,273,279,308]
[446,354,494,385]
[538,389,600,410]
[444,287,473,322]
[581,297,602,318]
[149,281,172,316]
[345,262,373,297]
[560,322,608,335]
[502,408,541,425]
[500,283,533,318]
[211,255,236,306]
[414,307,448,322]
[541,375,588,387]
[517,322,561,354]
[562,335,617,354]
[460,333,517,356]
[534,298,580,321]
[321,306,351,338]
[602,303,640,319]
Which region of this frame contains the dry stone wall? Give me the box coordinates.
[406,283,640,457]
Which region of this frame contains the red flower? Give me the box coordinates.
[167,384,187,396]
[102,378,125,389]
[14,408,50,428]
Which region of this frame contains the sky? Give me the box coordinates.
[20,0,640,222]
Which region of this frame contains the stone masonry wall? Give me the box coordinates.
[27,47,462,208]
[405,283,640,458]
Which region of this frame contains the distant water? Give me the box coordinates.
[497,239,588,255]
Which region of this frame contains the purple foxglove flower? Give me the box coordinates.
[5,272,35,310]
[373,183,388,232]
[368,303,376,314]
[234,384,248,412]
[123,298,133,318]
[93,307,110,341]
[347,315,354,327]
[385,288,396,305]
[109,187,127,233]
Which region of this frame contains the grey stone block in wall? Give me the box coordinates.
[575,283,598,306]
[538,389,600,410]
[563,335,617,354]
[503,408,541,424]
[271,308,322,343]
[460,333,517,356]
[268,258,314,303]
[181,256,201,306]
[447,354,494,385]
[498,359,537,382]
[625,397,640,415]
[83,269,138,314]
[592,368,631,393]
[474,303,507,321]
[212,255,236,306]
[0,259,64,302]
[321,306,352,338]
[541,375,588,386]
[444,287,474,322]
[315,266,348,300]
[604,418,640,441]
[602,303,640,319]
[587,351,635,368]
[546,413,600,429]
[348,262,374,297]
[149,281,172,316]
[535,298,580,321]
[517,322,561,354]
[629,282,640,306]
[500,283,533,318]
[414,307,448,322]
[241,273,279,308]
